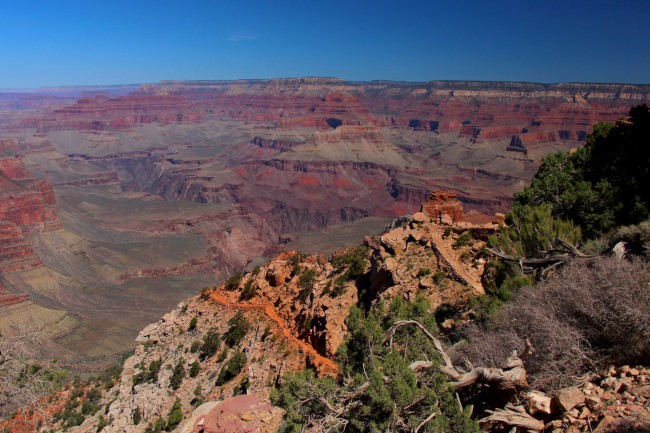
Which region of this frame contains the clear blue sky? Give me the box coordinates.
[1,0,648,88]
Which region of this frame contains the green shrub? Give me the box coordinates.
[224,312,250,347]
[200,329,221,360]
[240,278,258,301]
[132,359,162,385]
[188,316,198,332]
[132,407,142,425]
[166,398,183,431]
[443,226,453,238]
[514,105,650,238]
[417,268,431,277]
[200,286,212,300]
[298,268,317,302]
[144,417,166,433]
[169,360,186,390]
[63,410,85,428]
[330,275,347,297]
[331,246,367,279]
[216,351,247,386]
[224,272,243,291]
[96,415,108,432]
[432,270,446,284]
[453,231,473,248]
[189,361,201,378]
[190,340,200,353]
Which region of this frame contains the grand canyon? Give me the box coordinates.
[0,77,648,375]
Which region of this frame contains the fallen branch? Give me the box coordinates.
[480,404,544,431]
[413,403,439,433]
[385,320,530,390]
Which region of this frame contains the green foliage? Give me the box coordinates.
[81,399,98,416]
[200,286,212,300]
[489,204,582,261]
[240,278,258,301]
[190,340,200,353]
[328,246,368,298]
[189,361,201,378]
[166,398,183,431]
[274,297,478,433]
[298,268,317,302]
[224,272,243,291]
[224,312,251,347]
[417,268,432,277]
[132,359,162,385]
[217,347,229,362]
[452,231,473,248]
[200,329,221,360]
[99,350,133,386]
[331,274,348,297]
[216,350,247,386]
[132,407,142,425]
[54,395,89,429]
[169,360,186,390]
[188,316,198,332]
[144,417,166,433]
[432,270,446,284]
[331,246,368,279]
[191,385,204,407]
[288,253,303,277]
[233,376,249,396]
[514,105,650,238]
[96,415,108,432]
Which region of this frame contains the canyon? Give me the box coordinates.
[0,78,648,371]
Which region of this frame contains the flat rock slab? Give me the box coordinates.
[555,386,585,412]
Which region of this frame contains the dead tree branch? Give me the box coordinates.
[385,320,531,390]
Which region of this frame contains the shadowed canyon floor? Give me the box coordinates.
[0,78,648,370]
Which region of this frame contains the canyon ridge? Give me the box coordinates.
[0,78,648,371]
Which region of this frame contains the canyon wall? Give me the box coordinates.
[0,78,647,370]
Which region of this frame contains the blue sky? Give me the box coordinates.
[0,0,648,88]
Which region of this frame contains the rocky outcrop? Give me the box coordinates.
[25,94,204,132]
[421,191,464,224]
[0,157,33,179]
[182,396,283,433]
[313,125,384,144]
[0,221,41,272]
[0,177,58,227]
[251,136,304,151]
[0,138,20,154]
[0,282,29,307]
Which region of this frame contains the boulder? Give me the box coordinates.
[630,385,650,399]
[183,395,283,433]
[526,390,554,415]
[412,212,429,223]
[554,387,585,412]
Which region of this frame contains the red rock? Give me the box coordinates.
[187,395,283,433]
[0,221,41,272]
[0,157,33,179]
[421,191,464,224]
[0,282,29,307]
[0,138,20,154]
[555,387,586,412]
